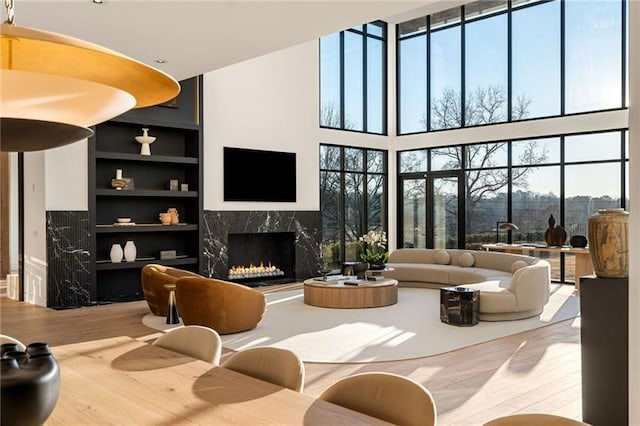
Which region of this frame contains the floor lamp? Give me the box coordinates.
[496,222,519,244]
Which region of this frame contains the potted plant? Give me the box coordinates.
[358,230,390,270]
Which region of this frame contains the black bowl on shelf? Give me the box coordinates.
[569,235,588,248]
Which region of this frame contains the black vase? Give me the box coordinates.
[570,235,588,248]
[1,342,21,356]
[352,262,369,279]
[1,342,60,426]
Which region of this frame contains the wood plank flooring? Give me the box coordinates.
[0,284,583,425]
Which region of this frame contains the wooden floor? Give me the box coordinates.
[0,284,583,425]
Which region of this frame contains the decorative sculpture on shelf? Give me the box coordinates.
[588,208,629,278]
[167,208,179,225]
[569,235,588,248]
[135,128,156,156]
[544,214,567,247]
[111,168,126,190]
[159,208,179,225]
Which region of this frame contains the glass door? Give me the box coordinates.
[399,172,463,248]
[400,177,427,248]
[429,173,460,249]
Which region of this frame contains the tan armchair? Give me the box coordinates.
[141,264,201,316]
[175,276,266,335]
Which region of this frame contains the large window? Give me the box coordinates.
[397,129,628,282]
[397,0,628,135]
[320,145,388,270]
[320,21,387,134]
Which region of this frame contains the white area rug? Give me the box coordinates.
[142,314,184,331]
[143,284,580,363]
[221,284,579,363]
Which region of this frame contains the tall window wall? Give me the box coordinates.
[397,0,628,135]
[320,21,387,134]
[320,145,388,269]
[397,129,628,282]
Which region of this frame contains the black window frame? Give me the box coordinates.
[396,0,628,136]
[319,21,388,135]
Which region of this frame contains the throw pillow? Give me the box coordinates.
[459,252,475,267]
[435,250,451,265]
[511,260,528,273]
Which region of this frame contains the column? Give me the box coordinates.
[627,0,639,424]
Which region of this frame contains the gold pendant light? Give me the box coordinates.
[0,0,181,152]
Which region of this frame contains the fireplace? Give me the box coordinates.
[202,210,322,284]
[227,232,296,286]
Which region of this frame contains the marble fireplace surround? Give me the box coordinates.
[202,210,322,284]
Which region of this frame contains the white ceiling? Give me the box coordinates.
[12,1,452,82]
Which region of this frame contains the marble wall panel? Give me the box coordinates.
[46,211,92,308]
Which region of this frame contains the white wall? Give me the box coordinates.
[23,152,47,307]
[393,109,629,150]
[45,139,88,211]
[203,39,389,212]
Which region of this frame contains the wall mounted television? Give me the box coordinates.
[223,147,297,202]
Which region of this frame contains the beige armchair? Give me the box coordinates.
[175,276,266,335]
[141,264,202,316]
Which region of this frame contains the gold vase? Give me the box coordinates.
[587,208,629,278]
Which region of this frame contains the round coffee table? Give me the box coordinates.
[303,277,398,308]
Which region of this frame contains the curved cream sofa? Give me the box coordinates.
[384,248,551,321]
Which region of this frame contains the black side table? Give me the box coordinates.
[440,287,479,326]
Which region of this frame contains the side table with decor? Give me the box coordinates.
[440,287,479,326]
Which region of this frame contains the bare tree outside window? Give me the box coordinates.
[320,103,356,130]
[428,84,532,130]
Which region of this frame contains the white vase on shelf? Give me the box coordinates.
[135,128,156,156]
[110,244,123,263]
[124,241,137,262]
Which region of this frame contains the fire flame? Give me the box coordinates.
[228,261,284,279]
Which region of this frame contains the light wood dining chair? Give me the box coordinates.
[221,347,305,392]
[318,372,437,426]
[153,325,222,365]
[484,413,591,425]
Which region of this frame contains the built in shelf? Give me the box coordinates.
[95,189,198,198]
[109,116,200,131]
[95,224,198,233]
[95,257,198,271]
[95,151,198,165]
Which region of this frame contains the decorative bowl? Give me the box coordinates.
[569,235,587,248]
[117,218,132,224]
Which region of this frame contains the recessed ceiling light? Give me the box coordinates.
[91,0,104,4]
[155,59,168,64]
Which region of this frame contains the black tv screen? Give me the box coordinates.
[224,147,297,202]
